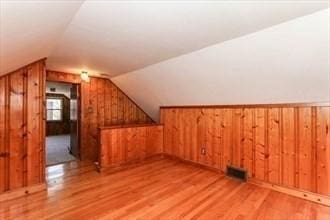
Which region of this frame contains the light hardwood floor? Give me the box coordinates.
[0,157,329,220]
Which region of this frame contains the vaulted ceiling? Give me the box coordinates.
[0,0,328,77]
[112,8,330,119]
[0,0,84,75]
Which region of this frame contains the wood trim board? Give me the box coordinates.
[249,179,330,207]
[160,102,330,109]
[0,183,46,202]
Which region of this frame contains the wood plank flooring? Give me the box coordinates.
[0,157,329,220]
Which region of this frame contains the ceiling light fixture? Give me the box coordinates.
[81,71,90,82]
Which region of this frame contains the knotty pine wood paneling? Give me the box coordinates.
[0,76,7,193]
[160,104,330,196]
[98,124,163,169]
[317,107,330,195]
[46,71,154,161]
[0,59,46,193]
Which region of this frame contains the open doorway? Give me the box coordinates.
[45,81,80,166]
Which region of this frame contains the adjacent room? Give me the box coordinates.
[0,0,329,219]
[46,81,79,166]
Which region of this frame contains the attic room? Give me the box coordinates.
[0,0,329,219]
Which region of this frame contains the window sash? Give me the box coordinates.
[46,98,63,121]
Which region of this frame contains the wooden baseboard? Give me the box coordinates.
[0,183,47,202]
[97,153,330,207]
[162,153,223,174]
[249,179,330,207]
[97,154,164,173]
[162,154,330,207]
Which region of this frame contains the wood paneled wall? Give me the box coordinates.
[160,104,330,196]
[0,60,46,194]
[46,93,70,136]
[46,71,154,161]
[99,124,163,169]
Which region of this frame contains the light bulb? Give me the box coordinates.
[81,71,90,82]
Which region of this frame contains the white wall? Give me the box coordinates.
[112,9,330,121]
[0,1,83,75]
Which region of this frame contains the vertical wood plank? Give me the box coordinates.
[213,108,222,169]
[111,129,118,165]
[232,109,242,167]
[172,109,180,157]
[242,108,253,177]
[316,107,330,196]
[26,64,41,185]
[281,108,295,188]
[196,109,206,164]
[146,125,163,155]
[9,70,25,190]
[222,109,232,169]
[268,108,281,184]
[104,80,112,125]
[39,62,46,183]
[80,81,90,161]
[162,109,172,154]
[311,107,317,192]
[254,108,266,181]
[97,79,105,128]
[191,109,198,162]
[123,96,129,124]
[204,108,215,166]
[99,130,109,167]
[182,109,190,160]
[126,128,134,162]
[117,91,124,124]
[0,76,7,192]
[298,107,313,191]
[138,127,147,160]
[111,84,118,124]
[88,77,98,160]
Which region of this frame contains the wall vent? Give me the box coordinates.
[226,165,247,181]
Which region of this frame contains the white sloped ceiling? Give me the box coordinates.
[46,1,328,77]
[1,0,328,76]
[112,9,330,120]
[0,0,84,74]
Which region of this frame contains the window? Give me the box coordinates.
[46,98,63,121]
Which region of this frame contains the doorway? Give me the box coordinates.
[45,81,80,166]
